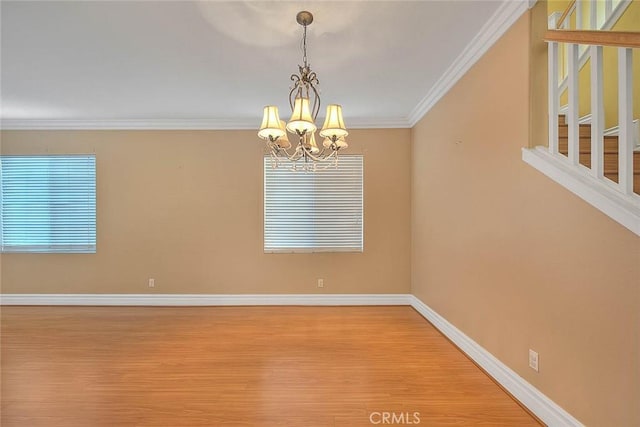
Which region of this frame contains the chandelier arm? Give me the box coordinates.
[302,147,338,163]
[275,146,296,157]
[264,140,278,153]
[291,140,307,162]
[307,146,328,160]
[290,151,304,163]
[307,72,318,91]
[291,149,304,162]
[268,151,282,170]
[305,152,338,171]
[309,82,321,122]
[289,75,301,110]
[269,146,305,163]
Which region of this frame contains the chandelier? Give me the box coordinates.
[258,11,348,172]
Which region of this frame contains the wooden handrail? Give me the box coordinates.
[545,30,640,48]
[556,0,576,29]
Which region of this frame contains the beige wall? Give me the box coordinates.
[0,128,411,294]
[411,12,640,427]
[0,135,2,291]
[529,0,550,148]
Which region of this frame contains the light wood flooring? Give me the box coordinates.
[1,306,542,426]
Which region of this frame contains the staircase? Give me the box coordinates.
[557,115,640,194]
[521,1,640,236]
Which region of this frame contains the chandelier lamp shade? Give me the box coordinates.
[287,97,316,135]
[258,11,349,171]
[258,106,285,141]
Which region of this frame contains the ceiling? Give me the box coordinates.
[1,1,510,129]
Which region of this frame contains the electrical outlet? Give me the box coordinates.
[317,279,324,288]
[148,278,155,288]
[529,349,539,372]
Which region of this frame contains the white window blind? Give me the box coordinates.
[0,155,96,253]
[264,155,363,253]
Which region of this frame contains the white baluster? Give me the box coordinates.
[548,13,557,30]
[618,47,634,194]
[605,0,612,20]
[548,42,559,154]
[591,45,604,179]
[576,1,583,29]
[589,0,598,29]
[568,43,580,165]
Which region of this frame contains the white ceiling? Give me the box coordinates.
[1,1,507,128]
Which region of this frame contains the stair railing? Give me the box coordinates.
[546,30,639,196]
[549,1,633,107]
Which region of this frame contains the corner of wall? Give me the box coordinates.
[529,0,549,148]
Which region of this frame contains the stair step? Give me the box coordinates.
[556,115,592,127]
[558,124,593,138]
[557,115,640,194]
[560,151,640,170]
[558,136,620,152]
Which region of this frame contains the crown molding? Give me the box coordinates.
[348,117,412,129]
[0,118,256,131]
[407,0,531,127]
[0,116,411,131]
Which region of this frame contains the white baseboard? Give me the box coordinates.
[409,295,584,427]
[0,293,413,306]
[0,291,582,425]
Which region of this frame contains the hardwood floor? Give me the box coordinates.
[1,306,541,426]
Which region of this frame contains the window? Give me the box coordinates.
[1,155,96,253]
[264,155,363,253]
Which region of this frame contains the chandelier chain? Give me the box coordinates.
[302,23,308,68]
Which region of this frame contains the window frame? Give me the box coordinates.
[263,155,364,254]
[0,154,97,254]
